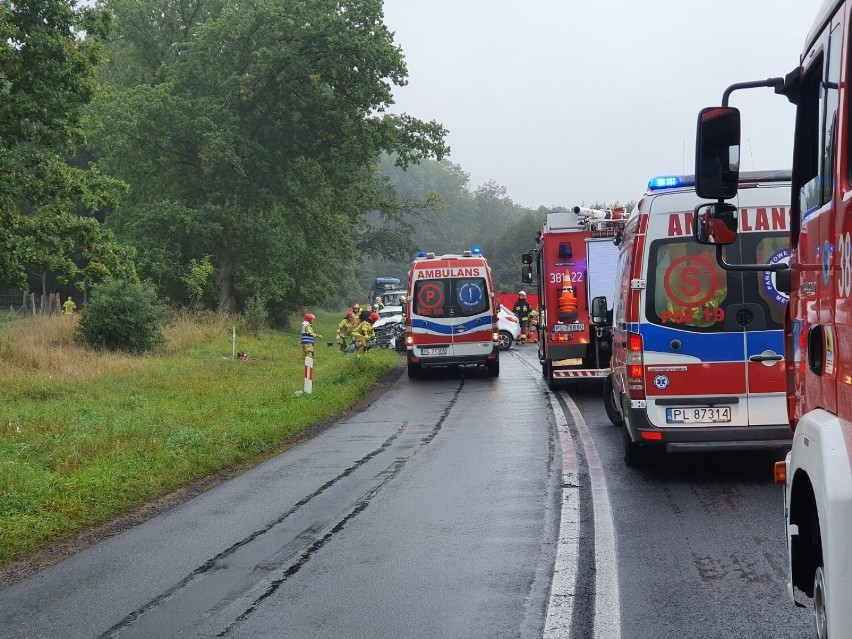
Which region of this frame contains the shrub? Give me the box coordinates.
[244,293,269,335]
[76,279,171,354]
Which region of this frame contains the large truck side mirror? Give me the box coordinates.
[591,296,608,325]
[522,252,533,265]
[695,106,741,200]
[693,203,739,245]
[521,266,533,284]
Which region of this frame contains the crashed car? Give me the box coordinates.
[497,304,521,350]
[373,305,406,351]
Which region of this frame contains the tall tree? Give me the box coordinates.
[0,0,126,290]
[89,0,448,315]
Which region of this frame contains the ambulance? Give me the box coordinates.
[404,248,499,379]
[605,171,793,466]
[522,207,623,390]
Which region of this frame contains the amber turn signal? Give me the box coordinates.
[774,460,786,484]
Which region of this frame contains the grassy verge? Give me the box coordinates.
[0,311,399,565]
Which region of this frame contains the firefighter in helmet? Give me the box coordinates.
[301,313,323,358]
[513,291,532,343]
[336,311,356,352]
[353,312,379,354]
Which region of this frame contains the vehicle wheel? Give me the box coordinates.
[623,426,647,467]
[813,565,828,639]
[546,361,558,391]
[603,374,623,426]
[497,330,513,351]
[487,358,500,377]
[407,361,420,379]
[541,358,548,378]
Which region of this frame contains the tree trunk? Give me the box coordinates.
[41,272,47,299]
[217,246,237,312]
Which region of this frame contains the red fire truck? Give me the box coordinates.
[693,3,852,636]
[522,207,624,390]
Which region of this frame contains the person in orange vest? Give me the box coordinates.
[513,291,532,343]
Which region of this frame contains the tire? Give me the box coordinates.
[603,374,623,426]
[407,361,420,379]
[813,565,828,639]
[497,330,513,351]
[623,425,647,467]
[546,360,558,391]
[487,358,500,377]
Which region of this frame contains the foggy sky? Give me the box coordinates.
[382,1,821,209]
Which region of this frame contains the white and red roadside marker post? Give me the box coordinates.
[303,356,314,394]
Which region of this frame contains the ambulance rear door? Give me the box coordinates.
[640,193,744,429]
[732,184,791,427]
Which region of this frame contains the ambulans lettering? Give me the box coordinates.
[666,208,788,237]
[415,267,482,279]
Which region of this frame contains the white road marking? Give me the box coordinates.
[563,393,622,639]
[542,391,581,637]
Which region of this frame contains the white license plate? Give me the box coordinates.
[553,323,585,333]
[666,407,732,424]
[421,347,448,356]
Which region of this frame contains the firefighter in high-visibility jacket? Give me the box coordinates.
[336,311,356,352]
[353,312,379,354]
[301,313,323,358]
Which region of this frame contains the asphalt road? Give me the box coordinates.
[0,347,815,638]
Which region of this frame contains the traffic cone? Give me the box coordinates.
[558,274,578,319]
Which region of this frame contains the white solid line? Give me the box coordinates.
[542,391,581,638]
[563,393,622,639]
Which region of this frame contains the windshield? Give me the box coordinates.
[646,232,787,332]
[412,278,490,318]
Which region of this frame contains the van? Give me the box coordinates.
[606,171,793,465]
[405,249,499,378]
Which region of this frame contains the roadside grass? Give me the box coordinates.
[0,311,399,565]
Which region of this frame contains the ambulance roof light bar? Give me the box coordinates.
[647,175,696,191]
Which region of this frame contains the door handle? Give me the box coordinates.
[748,353,783,362]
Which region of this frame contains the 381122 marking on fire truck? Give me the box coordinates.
[549,271,584,284]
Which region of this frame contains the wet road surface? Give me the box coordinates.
[0,348,815,638]
[0,351,560,639]
[563,378,813,639]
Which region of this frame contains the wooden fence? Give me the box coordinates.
[0,293,63,316]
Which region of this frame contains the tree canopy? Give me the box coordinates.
[88,0,448,318]
[0,0,128,291]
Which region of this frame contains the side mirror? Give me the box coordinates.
[521,266,533,284]
[522,251,533,265]
[591,296,608,324]
[693,202,739,245]
[695,106,741,200]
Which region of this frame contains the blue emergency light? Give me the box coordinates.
[471,245,483,255]
[416,250,426,258]
[647,175,695,190]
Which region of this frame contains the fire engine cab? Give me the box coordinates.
[694,2,852,635]
[522,207,623,390]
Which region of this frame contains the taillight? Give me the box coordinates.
[626,331,645,399]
